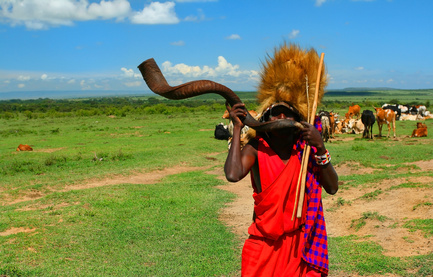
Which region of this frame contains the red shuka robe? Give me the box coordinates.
[241,137,323,277]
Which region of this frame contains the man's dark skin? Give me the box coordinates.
[224,103,338,195]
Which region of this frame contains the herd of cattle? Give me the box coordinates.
[15,103,431,153]
[318,103,430,141]
[215,103,430,145]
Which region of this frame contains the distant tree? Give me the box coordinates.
[1,112,15,120]
[147,97,161,105]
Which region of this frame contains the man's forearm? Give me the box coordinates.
[224,125,244,182]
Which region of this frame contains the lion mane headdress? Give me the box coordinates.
[256,43,328,122]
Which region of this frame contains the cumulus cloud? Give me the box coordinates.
[215,56,241,77]
[226,34,241,40]
[288,29,300,39]
[0,0,132,29]
[0,0,181,29]
[160,56,258,82]
[130,2,179,24]
[41,74,48,80]
[87,0,131,20]
[121,67,140,78]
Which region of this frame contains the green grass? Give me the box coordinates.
[329,236,433,277]
[329,235,407,275]
[0,112,229,202]
[0,171,240,276]
[1,95,433,276]
[403,219,433,238]
[350,212,389,231]
[359,189,383,201]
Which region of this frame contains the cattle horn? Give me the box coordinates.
[138,58,303,132]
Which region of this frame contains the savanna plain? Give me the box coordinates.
[1,89,433,276]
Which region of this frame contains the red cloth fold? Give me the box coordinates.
[248,137,306,240]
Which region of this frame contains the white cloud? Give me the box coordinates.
[162,61,206,77]
[160,56,258,81]
[288,29,300,39]
[17,75,31,81]
[121,67,140,78]
[0,0,132,30]
[130,2,179,24]
[215,56,241,77]
[171,40,185,46]
[226,34,241,40]
[88,0,131,20]
[183,8,205,22]
[0,58,263,93]
[315,0,327,7]
[354,66,364,70]
[0,0,182,29]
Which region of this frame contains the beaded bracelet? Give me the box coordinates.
[315,149,331,166]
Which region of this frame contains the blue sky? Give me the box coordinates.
[1,0,433,97]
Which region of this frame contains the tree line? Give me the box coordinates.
[0,96,429,120]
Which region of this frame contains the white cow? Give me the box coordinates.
[343,118,365,134]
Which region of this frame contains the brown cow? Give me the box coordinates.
[334,121,343,134]
[346,103,361,119]
[329,112,337,138]
[411,122,428,137]
[416,122,427,129]
[374,107,396,138]
[16,144,33,151]
[222,109,230,119]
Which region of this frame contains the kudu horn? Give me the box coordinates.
[138,58,302,132]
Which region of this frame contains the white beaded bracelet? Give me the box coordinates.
[315,150,331,166]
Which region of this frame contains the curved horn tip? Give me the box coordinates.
[138,58,156,69]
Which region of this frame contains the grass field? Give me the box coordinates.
[1,91,433,276]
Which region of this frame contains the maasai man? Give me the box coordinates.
[224,43,338,277]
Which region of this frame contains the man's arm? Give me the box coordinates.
[224,103,257,182]
[300,121,339,195]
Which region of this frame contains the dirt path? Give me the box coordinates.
[215,161,433,258]
[5,165,210,206]
[5,158,433,273]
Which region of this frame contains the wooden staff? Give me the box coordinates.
[292,52,325,220]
